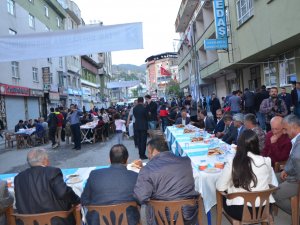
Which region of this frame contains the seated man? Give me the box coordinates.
[274,115,300,214]
[81,144,139,225]
[15,120,25,132]
[134,138,199,225]
[214,109,225,138]
[14,149,80,225]
[198,110,215,133]
[0,179,14,225]
[261,116,291,166]
[222,114,238,144]
[232,113,245,143]
[175,108,190,125]
[244,113,265,152]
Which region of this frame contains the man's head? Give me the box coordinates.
[216,109,223,120]
[282,115,300,139]
[187,95,192,100]
[198,110,207,120]
[296,82,300,89]
[281,87,286,95]
[211,93,216,99]
[269,87,278,98]
[145,95,152,104]
[55,107,59,112]
[109,144,129,164]
[137,97,144,104]
[27,148,49,167]
[18,120,23,125]
[270,116,284,136]
[223,114,233,126]
[181,108,187,119]
[244,113,257,129]
[233,113,244,128]
[261,85,266,91]
[50,107,54,113]
[147,137,169,160]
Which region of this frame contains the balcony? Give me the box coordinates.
[175,0,199,32]
[59,0,81,24]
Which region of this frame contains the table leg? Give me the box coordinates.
[207,211,211,225]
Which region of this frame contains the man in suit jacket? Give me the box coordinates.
[198,110,215,133]
[233,113,245,143]
[175,108,191,125]
[0,180,13,225]
[278,87,292,114]
[134,138,199,225]
[274,115,300,214]
[133,97,148,160]
[222,114,238,145]
[214,109,225,138]
[81,144,140,225]
[14,149,80,225]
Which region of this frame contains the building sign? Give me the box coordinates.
[49,92,60,100]
[30,89,44,97]
[42,67,50,84]
[59,87,68,97]
[0,84,29,96]
[204,0,228,50]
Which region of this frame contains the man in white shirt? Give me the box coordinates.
[274,114,300,214]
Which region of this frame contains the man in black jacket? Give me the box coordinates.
[145,95,158,130]
[81,144,140,225]
[222,114,238,144]
[254,85,269,130]
[133,97,148,159]
[47,107,58,149]
[14,149,80,225]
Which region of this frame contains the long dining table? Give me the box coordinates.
[165,124,278,225]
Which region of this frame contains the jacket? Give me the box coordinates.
[214,119,225,134]
[254,90,269,112]
[0,180,14,225]
[47,112,58,128]
[14,166,80,225]
[146,101,158,121]
[81,164,139,225]
[291,88,298,106]
[216,152,275,206]
[284,134,300,182]
[133,104,148,131]
[204,116,215,133]
[175,117,191,125]
[259,97,288,123]
[222,123,238,145]
[243,90,255,107]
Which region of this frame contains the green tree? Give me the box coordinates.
[131,88,138,97]
[166,79,180,96]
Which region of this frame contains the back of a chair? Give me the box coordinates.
[9,207,81,225]
[86,201,140,225]
[224,185,278,224]
[274,161,287,173]
[149,197,203,225]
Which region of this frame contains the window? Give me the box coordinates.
[264,61,277,87]
[58,71,64,86]
[279,51,297,86]
[11,61,20,78]
[236,0,253,26]
[56,17,60,27]
[248,66,261,91]
[29,14,35,28]
[67,75,71,86]
[59,57,63,67]
[49,73,53,84]
[32,67,38,82]
[7,0,15,15]
[44,6,49,17]
[47,58,52,63]
[9,29,16,35]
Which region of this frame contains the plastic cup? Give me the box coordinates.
[199,163,208,171]
[215,162,224,169]
[6,178,12,188]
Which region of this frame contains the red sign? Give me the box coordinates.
[0,84,30,96]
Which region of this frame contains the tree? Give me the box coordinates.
[165,79,180,97]
[131,88,138,97]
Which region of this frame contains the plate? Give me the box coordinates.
[66,174,82,184]
[204,168,221,173]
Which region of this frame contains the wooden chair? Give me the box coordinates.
[274,161,287,173]
[216,185,278,225]
[86,201,141,225]
[4,131,16,149]
[148,196,203,225]
[6,206,81,225]
[93,127,104,143]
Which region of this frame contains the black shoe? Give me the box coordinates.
[140,156,148,160]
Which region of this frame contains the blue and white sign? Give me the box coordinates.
[213,0,227,39]
[204,39,228,50]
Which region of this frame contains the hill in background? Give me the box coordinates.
[112,64,146,83]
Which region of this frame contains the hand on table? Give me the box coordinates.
[280,170,288,181]
[131,159,143,169]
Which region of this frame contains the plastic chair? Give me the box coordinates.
[149,196,203,225]
[7,206,81,225]
[86,201,141,225]
[216,185,278,225]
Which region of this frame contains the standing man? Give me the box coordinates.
[185,95,197,122]
[291,81,300,118]
[260,87,288,132]
[47,107,58,149]
[254,85,269,130]
[210,93,221,121]
[55,108,63,147]
[127,100,138,147]
[59,107,67,142]
[68,104,82,150]
[145,95,158,130]
[278,87,292,115]
[133,97,148,160]
[228,91,241,114]
[274,115,300,214]
[243,88,255,114]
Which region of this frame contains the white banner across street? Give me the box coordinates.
[0,22,143,62]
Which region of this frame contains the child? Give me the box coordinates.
[114,113,126,144]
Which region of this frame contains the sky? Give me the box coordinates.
[73,0,181,66]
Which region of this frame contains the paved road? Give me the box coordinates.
[0,134,142,174]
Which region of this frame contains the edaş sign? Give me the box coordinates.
[214,0,227,39]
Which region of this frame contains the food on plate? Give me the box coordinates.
[207,148,224,156]
[183,129,195,133]
[176,124,185,128]
[191,137,204,142]
[131,159,143,169]
[215,162,224,169]
[198,164,207,171]
[204,168,221,173]
[67,174,82,184]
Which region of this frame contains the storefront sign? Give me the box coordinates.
[42,67,50,84]
[214,0,227,39]
[204,39,228,50]
[30,89,44,97]
[59,87,68,97]
[49,92,60,100]
[0,84,29,96]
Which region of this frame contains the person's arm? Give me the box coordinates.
[0,180,14,210]
[259,99,272,114]
[216,160,232,191]
[81,173,93,206]
[271,136,292,162]
[133,169,153,204]
[278,100,288,117]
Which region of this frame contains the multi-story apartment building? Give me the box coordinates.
[0,0,66,130]
[175,0,300,100]
[145,52,178,99]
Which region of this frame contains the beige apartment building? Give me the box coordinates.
[175,0,300,100]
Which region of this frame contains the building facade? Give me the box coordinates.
[145,52,178,99]
[175,0,300,101]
